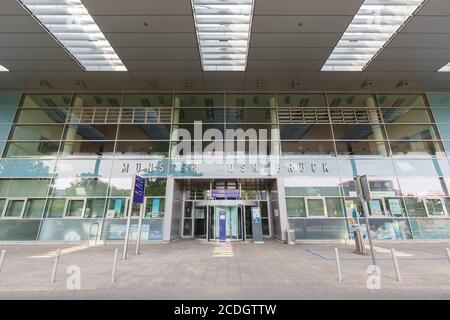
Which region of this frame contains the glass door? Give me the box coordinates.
[209,206,242,241]
[194,206,207,238]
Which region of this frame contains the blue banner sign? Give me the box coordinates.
[212,189,240,199]
[133,175,146,204]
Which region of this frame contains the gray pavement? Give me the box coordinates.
[0,239,449,299]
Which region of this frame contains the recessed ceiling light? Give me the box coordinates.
[0,65,9,72]
[17,0,127,72]
[322,0,426,72]
[191,0,255,71]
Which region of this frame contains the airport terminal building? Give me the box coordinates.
[1,1,450,242]
[0,92,450,242]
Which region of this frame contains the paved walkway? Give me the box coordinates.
[0,239,449,299]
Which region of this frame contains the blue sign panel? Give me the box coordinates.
[133,175,146,204]
[212,189,240,199]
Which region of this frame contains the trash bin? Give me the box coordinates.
[287,229,296,245]
[352,224,367,255]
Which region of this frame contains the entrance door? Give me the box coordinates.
[194,206,207,238]
[208,206,242,241]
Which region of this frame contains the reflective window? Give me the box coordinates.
[0,179,50,197]
[281,141,335,157]
[377,94,428,108]
[59,141,115,158]
[23,199,46,218]
[3,141,60,157]
[327,94,377,108]
[21,94,71,108]
[277,94,327,108]
[280,124,332,140]
[50,178,109,197]
[385,124,440,140]
[63,124,118,141]
[176,94,224,108]
[385,198,406,217]
[398,177,447,197]
[15,109,68,124]
[118,124,171,140]
[325,198,344,217]
[115,141,169,158]
[369,177,401,197]
[123,93,173,108]
[66,199,84,217]
[45,198,66,218]
[144,198,165,218]
[84,199,106,218]
[71,94,122,109]
[285,178,342,197]
[286,198,306,217]
[8,125,64,141]
[4,200,25,218]
[389,141,446,157]
[175,108,224,123]
[226,108,275,123]
[425,199,446,216]
[105,198,127,218]
[335,141,389,157]
[333,124,386,140]
[307,199,326,217]
[225,94,275,108]
[381,108,434,124]
[404,198,427,217]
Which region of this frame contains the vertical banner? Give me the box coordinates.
[219,211,227,242]
[251,207,264,244]
[133,175,146,204]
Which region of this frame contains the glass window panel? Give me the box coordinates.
[117,124,171,140]
[338,159,396,176]
[8,125,64,141]
[50,178,109,197]
[123,93,173,108]
[277,94,327,108]
[84,198,106,218]
[385,124,440,140]
[325,198,344,217]
[0,199,5,214]
[394,159,445,177]
[281,141,335,157]
[115,141,169,158]
[377,94,428,108]
[408,218,450,240]
[368,199,385,216]
[20,94,71,108]
[280,124,332,140]
[333,124,386,140]
[335,141,389,157]
[109,178,131,197]
[105,198,126,218]
[66,200,84,217]
[285,178,342,196]
[59,141,115,158]
[369,178,401,197]
[45,198,66,218]
[362,218,412,240]
[23,199,45,218]
[430,108,450,124]
[172,124,224,140]
[289,218,349,240]
[72,94,122,109]
[389,141,446,157]
[15,108,68,124]
[226,108,274,123]
[175,107,224,123]
[327,94,377,108]
[0,179,50,197]
[3,200,24,218]
[381,108,434,124]
[385,198,407,217]
[176,94,224,108]
[63,124,118,141]
[144,198,165,218]
[3,141,59,157]
[226,94,275,108]
[225,124,274,138]
[286,198,306,217]
[445,198,450,216]
[425,199,446,216]
[404,198,427,217]
[307,199,326,217]
[398,177,446,197]
[145,179,167,196]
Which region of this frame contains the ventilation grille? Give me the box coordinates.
[68,107,171,123]
[68,108,120,123]
[278,107,329,123]
[330,108,382,123]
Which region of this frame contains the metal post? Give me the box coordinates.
[123,175,136,260]
[446,248,450,264]
[135,203,144,255]
[111,248,119,283]
[334,248,343,282]
[50,249,61,283]
[361,200,377,266]
[391,248,401,282]
[0,250,6,275]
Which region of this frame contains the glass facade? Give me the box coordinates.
[0,92,449,241]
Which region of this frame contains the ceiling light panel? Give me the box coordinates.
[191,0,255,71]
[18,0,127,72]
[322,0,426,72]
[0,65,9,72]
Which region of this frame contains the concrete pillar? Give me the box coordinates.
[163,177,175,242]
[269,97,280,157]
[170,97,181,157]
[366,96,385,155]
[276,178,289,242]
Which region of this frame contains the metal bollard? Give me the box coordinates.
[50,249,61,283]
[334,248,343,282]
[111,248,119,283]
[0,250,6,275]
[446,248,450,265]
[391,248,401,282]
